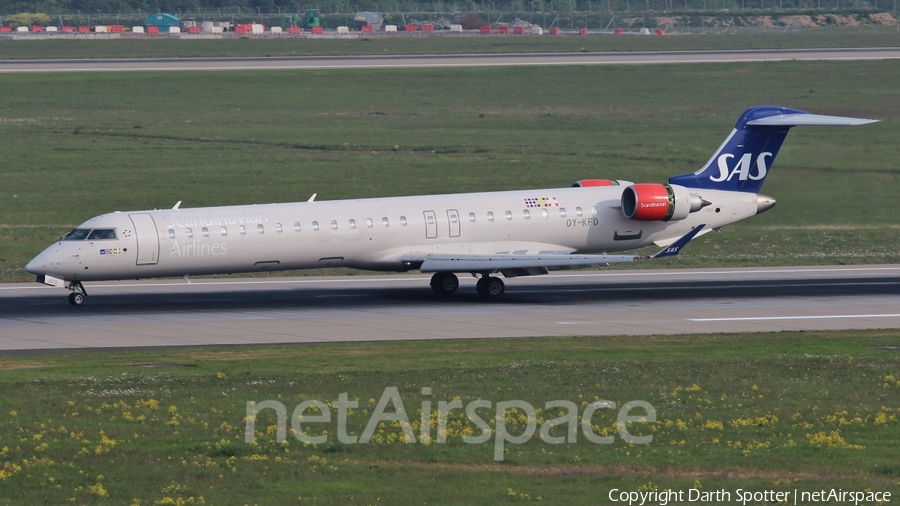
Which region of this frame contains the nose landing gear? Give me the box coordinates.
[66,281,87,306]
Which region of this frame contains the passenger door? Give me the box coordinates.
[129,213,160,265]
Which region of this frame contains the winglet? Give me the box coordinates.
[648,225,706,259]
[172,201,182,210]
[308,193,317,203]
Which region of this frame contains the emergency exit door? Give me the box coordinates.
[447,209,460,238]
[424,211,437,239]
[129,213,160,265]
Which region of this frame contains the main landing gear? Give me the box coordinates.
[66,281,87,306]
[430,272,505,299]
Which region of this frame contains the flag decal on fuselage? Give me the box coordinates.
[524,197,559,208]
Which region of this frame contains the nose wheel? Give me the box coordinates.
[66,281,87,306]
[475,276,505,298]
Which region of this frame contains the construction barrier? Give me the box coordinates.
[385,25,397,32]
[655,29,665,35]
[548,26,560,35]
[31,25,43,32]
[311,26,324,34]
[0,26,10,32]
[450,24,462,32]
[421,24,433,32]
[361,25,373,33]
[187,25,200,34]
[579,27,588,35]
[497,25,509,34]
[404,24,417,32]
[337,26,349,34]
[168,26,180,34]
[614,27,623,35]
[146,25,160,34]
[62,26,74,32]
[132,26,144,34]
[479,25,492,34]
[110,25,124,33]
[94,25,107,33]
[289,26,302,34]
[77,25,90,33]
[513,26,526,34]
[46,26,58,32]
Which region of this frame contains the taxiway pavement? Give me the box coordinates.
[2,48,900,72]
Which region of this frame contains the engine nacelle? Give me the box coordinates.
[621,183,708,221]
[572,179,621,187]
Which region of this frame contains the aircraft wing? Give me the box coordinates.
[418,225,705,274]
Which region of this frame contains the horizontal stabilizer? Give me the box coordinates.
[746,113,878,126]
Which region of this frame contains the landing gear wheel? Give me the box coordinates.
[68,292,84,306]
[430,272,459,295]
[476,276,505,298]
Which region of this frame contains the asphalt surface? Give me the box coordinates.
[2,265,899,353]
[2,48,900,72]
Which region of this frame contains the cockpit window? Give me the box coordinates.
[62,229,91,241]
[87,229,117,240]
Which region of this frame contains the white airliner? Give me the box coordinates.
[26,106,876,305]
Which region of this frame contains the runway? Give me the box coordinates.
[2,265,899,353]
[2,47,900,72]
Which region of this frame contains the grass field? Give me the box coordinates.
[0,330,897,504]
[1,26,899,60]
[1,60,899,281]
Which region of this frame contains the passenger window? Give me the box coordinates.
[331,220,338,230]
[366,218,373,228]
[426,215,434,225]
[239,225,246,236]
[257,224,264,234]
[294,222,301,232]
[591,206,598,217]
[220,226,227,237]
[541,209,548,218]
[312,221,320,231]
[186,228,193,238]
[450,214,458,224]
[349,219,356,229]
[560,208,567,218]
[202,227,209,237]
[468,212,476,222]
[276,223,283,233]
[167,229,176,239]
[382,217,389,227]
[505,210,512,221]
[400,216,408,226]
[523,210,530,219]
[62,229,91,241]
[576,207,583,217]
[88,229,116,240]
[487,212,494,222]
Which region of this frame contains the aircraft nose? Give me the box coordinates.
[25,249,50,275]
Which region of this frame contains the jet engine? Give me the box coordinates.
[621,183,709,222]
[572,179,621,187]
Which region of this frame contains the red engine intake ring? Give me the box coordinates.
[572,179,620,187]
[622,183,675,221]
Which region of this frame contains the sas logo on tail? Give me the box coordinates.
[710,152,772,182]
